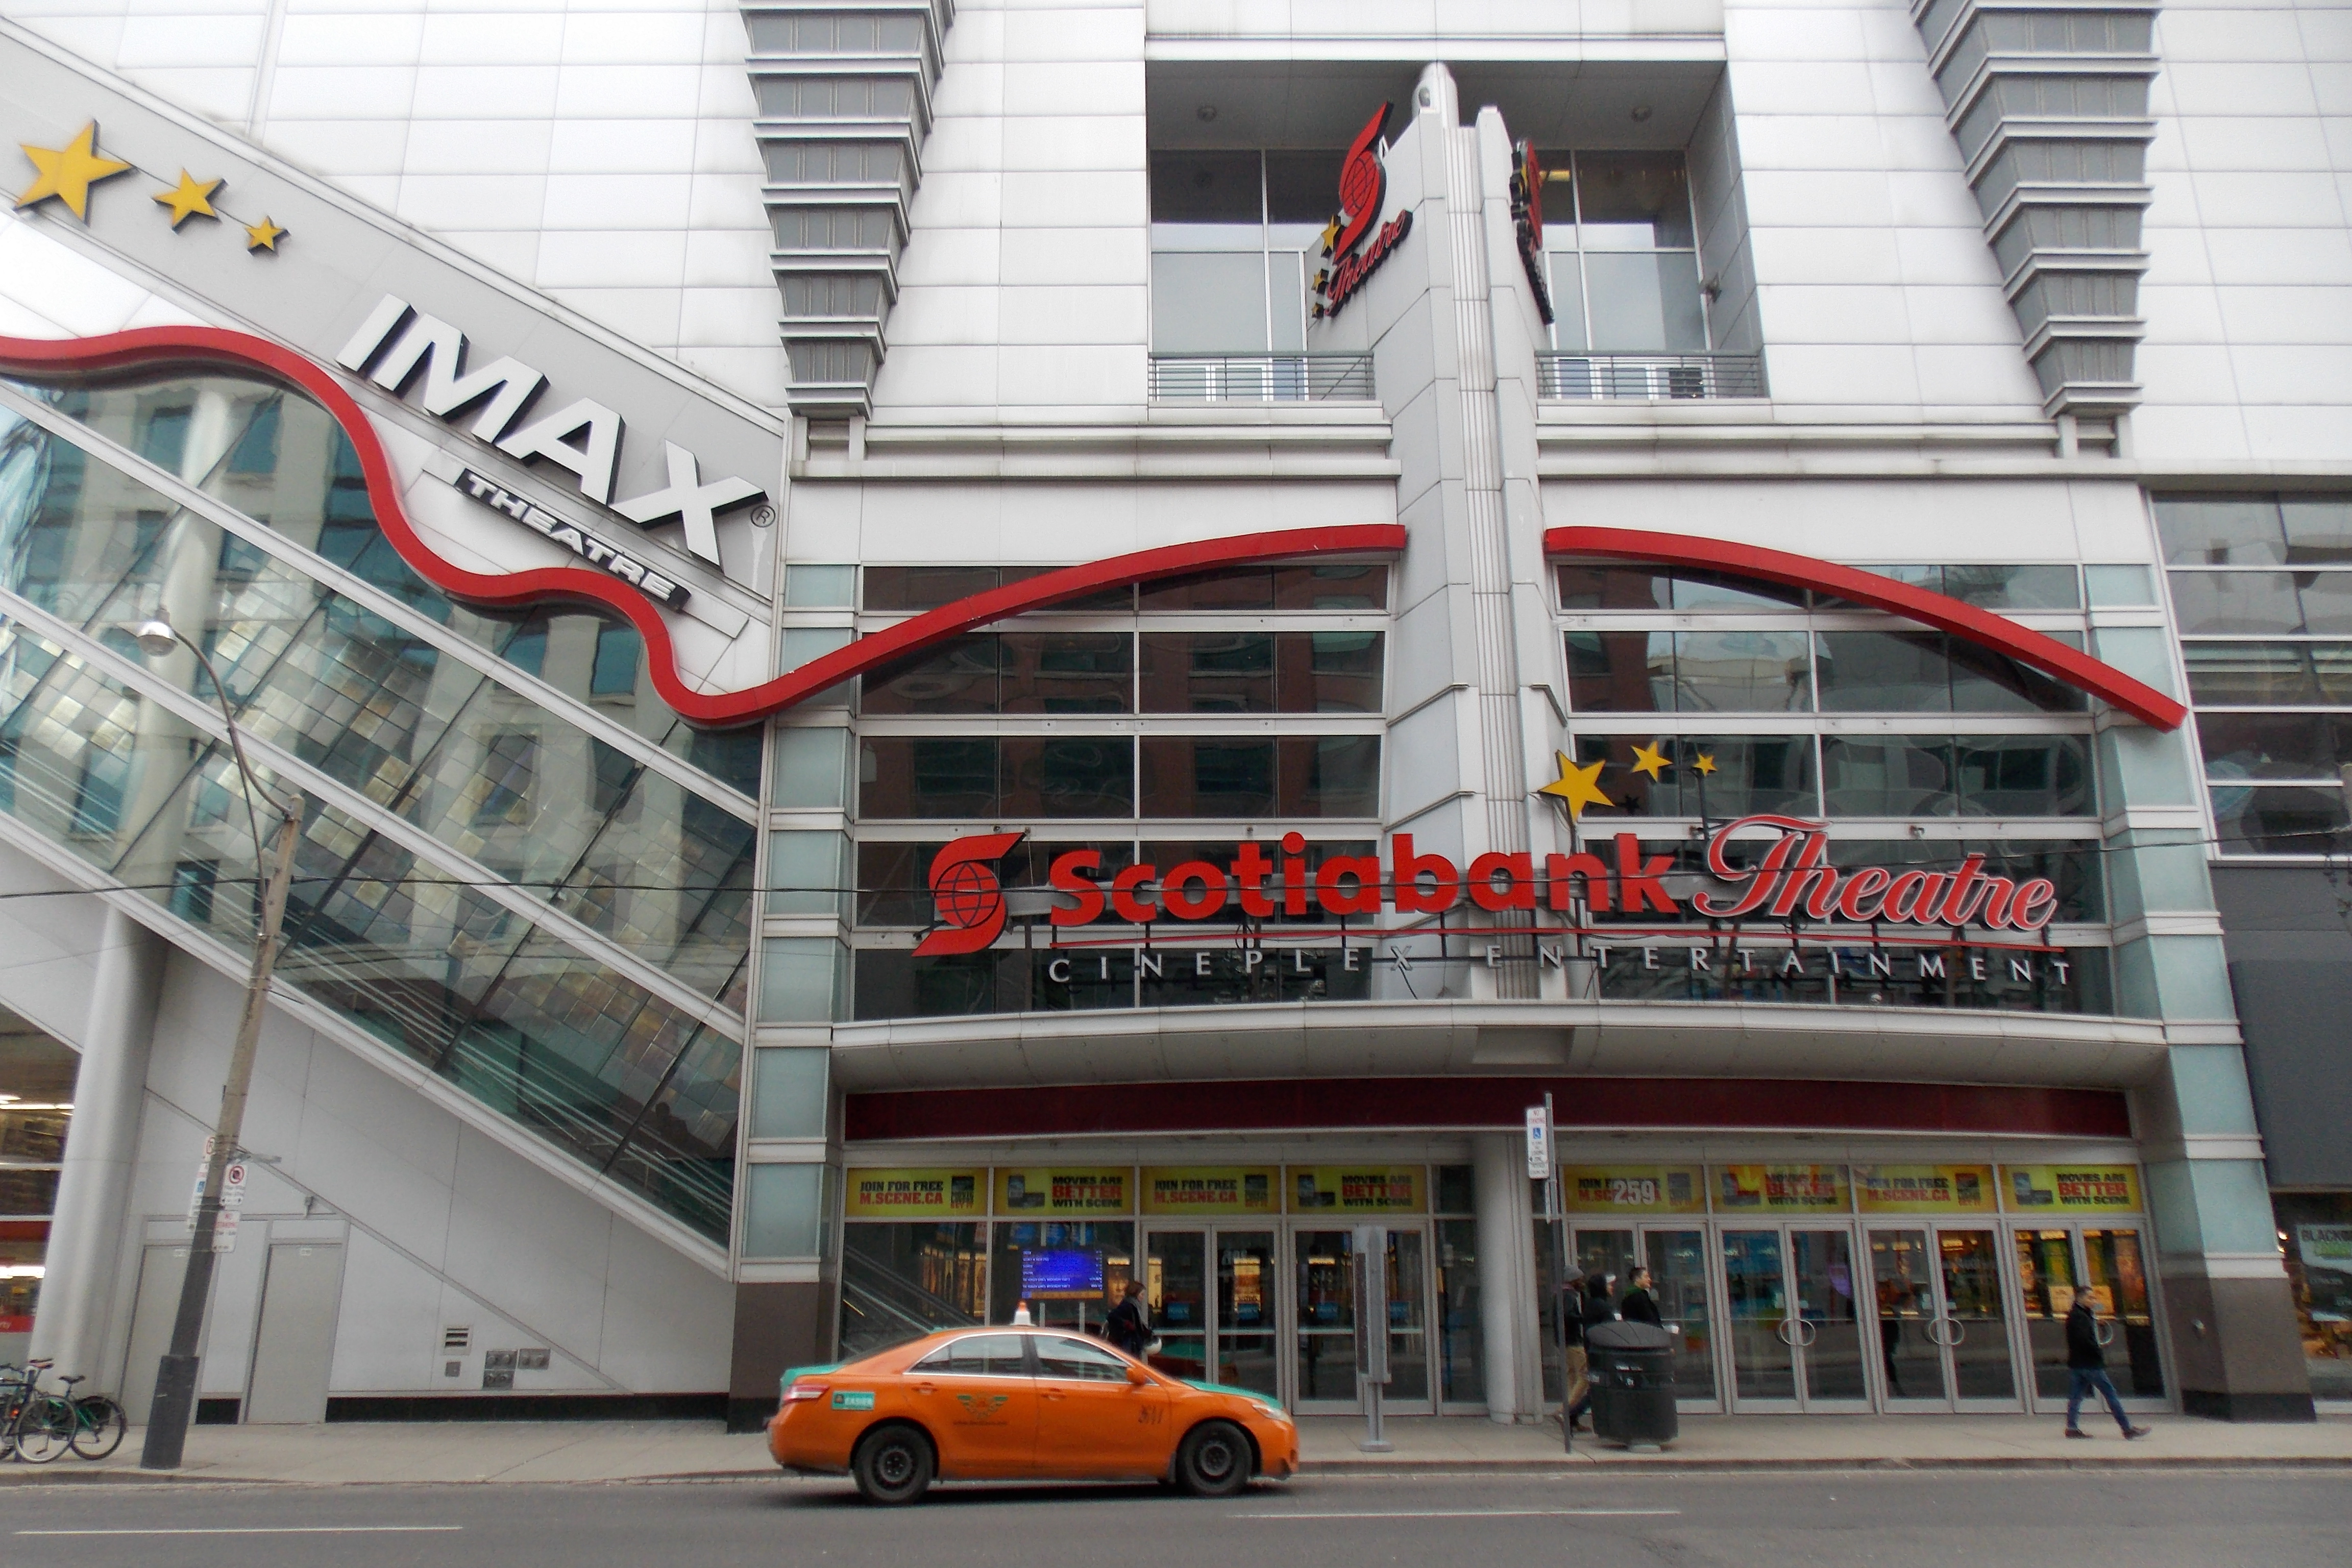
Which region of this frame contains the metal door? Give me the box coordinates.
[119,1243,213,1424]
[244,1242,344,1424]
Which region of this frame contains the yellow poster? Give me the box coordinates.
[1559,1165,1705,1215]
[1287,1166,1424,1213]
[1141,1167,1279,1216]
[994,1167,1131,1215]
[844,1168,984,1220]
[1712,1164,1848,1212]
[2000,1164,2141,1213]
[1853,1164,1997,1214]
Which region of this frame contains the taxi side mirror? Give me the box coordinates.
[1126,1364,1149,1385]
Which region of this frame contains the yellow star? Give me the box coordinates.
[1537,751,1613,822]
[1317,217,1341,257]
[1630,741,1674,781]
[153,169,222,228]
[1692,752,1719,777]
[244,215,286,252]
[15,121,133,222]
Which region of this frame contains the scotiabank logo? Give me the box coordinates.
[1313,103,1413,322]
[913,832,1024,956]
[912,815,2057,943]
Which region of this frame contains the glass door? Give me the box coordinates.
[1721,1226,1869,1411]
[1144,1230,1210,1382]
[1868,1227,2023,1411]
[1293,1229,1357,1411]
[2081,1227,2166,1404]
[2012,1227,2082,1403]
[1646,1229,1720,1409]
[1215,1231,1279,1398]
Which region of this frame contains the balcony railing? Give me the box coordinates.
[1149,354,1375,403]
[1539,353,1765,401]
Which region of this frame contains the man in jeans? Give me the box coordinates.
[2065,1290,2151,1439]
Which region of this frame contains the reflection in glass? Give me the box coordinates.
[839,1222,987,1359]
[2152,495,2286,567]
[1941,1229,2018,1401]
[1577,734,1818,818]
[2013,1229,2081,1399]
[1436,1218,1484,1404]
[1791,1228,1866,1401]
[1672,630,1810,712]
[1147,1230,1210,1382]
[1955,734,2092,816]
[1295,1229,1358,1403]
[1822,737,1956,817]
[1648,1230,1718,1401]
[1722,1229,1795,1402]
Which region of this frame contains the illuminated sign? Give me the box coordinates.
[915,833,1022,957]
[1508,139,1555,325]
[843,1167,984,1220]
[1312,104,1413,321]
[1559,1165,1705,1214]
[995,1168,1130,1215]
[1853,1164,1997,1214]
[1289,1166,1423,1213]
[2000,1164,2141,1213]
[336,294,766,570]
[1714,1164,1848,1212]
[1141,1167,1279,1216]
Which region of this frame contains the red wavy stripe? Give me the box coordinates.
[0,327,1408,726]
[1545,525,2187,731]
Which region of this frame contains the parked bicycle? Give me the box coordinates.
[0,1361,127,1462]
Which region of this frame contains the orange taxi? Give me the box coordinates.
[766,1326,1298,1504]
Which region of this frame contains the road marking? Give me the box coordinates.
[17,1526,464,1536]
[1238,1509,1680,1520]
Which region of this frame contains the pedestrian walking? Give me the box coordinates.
[1619,1265,1662,1327]
[1105,1279,1153,1358]
[2064,1290,2150,1440]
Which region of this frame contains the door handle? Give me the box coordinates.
[1942,1316,1966,1348]
[914,1383,936,1396]
[1794,1319,1819,1349]
[1775,1318,1799,1347]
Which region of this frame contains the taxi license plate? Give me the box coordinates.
[831,1390,875,1410]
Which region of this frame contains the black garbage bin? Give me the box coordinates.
[1585,1320,1678,1447]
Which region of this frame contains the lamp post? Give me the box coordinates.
[124,619,303,1471]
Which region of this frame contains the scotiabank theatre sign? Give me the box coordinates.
[913,816,2094,1011]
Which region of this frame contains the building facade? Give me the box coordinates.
[0,0,2342,1428]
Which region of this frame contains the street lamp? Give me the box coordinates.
[123,619,303,1471]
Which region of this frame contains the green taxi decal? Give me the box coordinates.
[830,1390,876,1411]
[952,1392,1011,1423]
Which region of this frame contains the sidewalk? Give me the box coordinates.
[5,1412,2347,1485]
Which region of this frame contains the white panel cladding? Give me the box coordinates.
[2134,2,2352,465]
[1910,0,2159,431]
[1726,0,2049,420]
[868,0,1150,416]
[9,0,783,408]
[1140,1,1728,41]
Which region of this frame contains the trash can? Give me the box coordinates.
[1585,1320,1678,1448]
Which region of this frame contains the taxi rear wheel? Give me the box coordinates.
[1174,1420,1252,1498]
[851,1423,935,1505]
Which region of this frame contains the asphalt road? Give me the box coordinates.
[2,1469,2346,1567]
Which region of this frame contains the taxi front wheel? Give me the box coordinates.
[851,1423,935,1505]
[1173,1420,1252,1498]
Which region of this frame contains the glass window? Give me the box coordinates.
[1151,251,1271,354]
[2197,713,2352,780]
[1566,630,1671,713]
[858,737,999,817]
[2274,1193,2352,1401]
[990,1221,1133,1331]
[1573,734,1818,817]
[1557,565,1675,610]
[2212,784,2349,854]
[761,936,843,1022]
[590,625,640,696]
[864,565,1008,611]
[1954,734,2093,816]
[916,1333,1035,1376]
[750,1046,828,1140]
[862,634,1001,714]
[772,727,849,809]
[2283,499,2352,564]
[1141,737,1273,817]
[1670,630,1811,712]
[1000,736,1134,818]
[2169,572,2305,635]
[785,564,857,606]
[1540,149,1705,354]
[1584,252,1707,353]
[2184,644,2352,706]
[1817,631,1952,712]
[842,1222,986,1359]
[1938,565,2079,610]
[2152,496,2285,566]
[1000,632,1133,714]
[1038,1335,1133,1380]
[766,829,845,916]
[743,1162,825,1259]
[1822,737,1957,817]
[2085,564,2155,606]
[1140,631,1272,713]
[1291,631,1383,713]
[1573,152,1696,248]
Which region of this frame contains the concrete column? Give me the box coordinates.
[1473,1132,1540,1421]
[28,909,166,1384]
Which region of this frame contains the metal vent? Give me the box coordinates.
[1912,0,2158,428]
[440,1326,472,1354]
[743,2,956,415]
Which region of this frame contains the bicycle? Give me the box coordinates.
[0,1360,71,1464]
[55,1374,128,1460]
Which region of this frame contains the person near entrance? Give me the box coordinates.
[1619,1266,1661,1326]
[1106,1279,1153,1358]
[1568,1272,1615,1431]
[2064,1291,2150,1440]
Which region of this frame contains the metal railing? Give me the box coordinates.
[1539,353,1766,401]
[1148,353,1376,403]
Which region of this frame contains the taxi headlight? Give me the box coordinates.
[1253,1401,1290,1424]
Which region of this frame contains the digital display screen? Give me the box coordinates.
[1021,1248,1105,1299]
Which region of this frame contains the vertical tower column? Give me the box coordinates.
[27,908,166,1384]
[1473,1132,1541,1421]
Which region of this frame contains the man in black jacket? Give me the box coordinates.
[2065,1291,2150,1439]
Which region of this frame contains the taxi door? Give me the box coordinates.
[903,1332,1039,1476]
[1033,1334,1176,1478]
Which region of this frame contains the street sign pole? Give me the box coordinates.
[1353,1222,1392,1453]
[1543,1092,1572,1454]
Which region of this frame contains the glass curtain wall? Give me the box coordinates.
[1148,149,1343,356]
[2154,493,2352,854]
[0,391,749,1239]
[1539,151,1708,354]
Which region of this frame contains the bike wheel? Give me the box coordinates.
[71,1396,127,1460]
[14,1398,74,1464]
